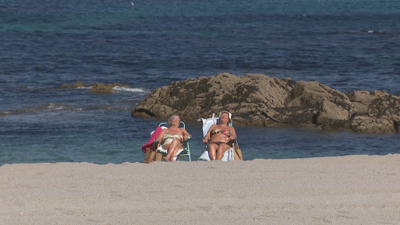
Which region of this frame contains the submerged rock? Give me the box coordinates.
[89,82,129,93]
[132,73,400,134]
[60,81,88,89]
[60,81,129,93]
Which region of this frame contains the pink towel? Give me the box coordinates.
[141,126,162,153]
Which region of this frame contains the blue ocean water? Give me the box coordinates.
[1,0,400,165]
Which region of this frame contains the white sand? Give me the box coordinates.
[1,155,400,224]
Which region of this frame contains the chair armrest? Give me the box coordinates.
[229,139,239,147]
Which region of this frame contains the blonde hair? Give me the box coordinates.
[219,111,232,123]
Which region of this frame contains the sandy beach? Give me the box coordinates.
[1,155,400,224]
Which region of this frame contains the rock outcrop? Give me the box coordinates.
[60,81,130,93]
[60,81,89,89]
[89,82,129,93]
[131,73,400,134]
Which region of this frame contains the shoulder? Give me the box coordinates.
[181,128,190,134]
[160,128,169,134]
[208,124,216,130]
[159,128,167,133]
[211,124,219,129]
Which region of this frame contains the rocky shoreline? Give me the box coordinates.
[132,73,400,134]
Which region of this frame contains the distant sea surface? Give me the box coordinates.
[1,0,400,165]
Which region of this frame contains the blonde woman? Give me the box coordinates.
[202,111,237,160]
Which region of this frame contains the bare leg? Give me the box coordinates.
[161,143,171,162]
[169,141,181,162]
[207,143,218,160]
[216,143,231,160]
[163,139,182,162]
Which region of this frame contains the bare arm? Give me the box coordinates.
[228,126,237,141]
[155,129,167,144]
[202,124,215,144]
[182,129,192,141]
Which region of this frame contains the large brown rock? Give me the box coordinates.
[132,73,296,125]
[316,99,356,125]
[368,95,400,121]
[286,81,352,108]
[346,90,389,115]
[263,107,319,128]
[350,116,396,134]
[131,73,400,133]
[286,81,357,124]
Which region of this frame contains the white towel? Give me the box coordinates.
[198,114,236,161]
[198,148,234,161]
[198,117,219,138]
[157,145,184,161]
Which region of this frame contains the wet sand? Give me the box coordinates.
[1,155,400,224]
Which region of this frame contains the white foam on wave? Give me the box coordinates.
[74,86,149,93]
[112,86,148,93]
[47,103,56,109]
[47,103,65,111]
[76,86,92,90]
[366,30,387,34]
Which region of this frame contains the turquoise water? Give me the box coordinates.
[1,0,400,165]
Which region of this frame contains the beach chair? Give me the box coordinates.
[142,121,191,163]
[198,113,242,161]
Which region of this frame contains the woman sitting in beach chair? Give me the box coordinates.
[156,114,192,162]
[202,111,238,160]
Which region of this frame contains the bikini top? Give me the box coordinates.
[162,134,183,142]
[210,129,231,137]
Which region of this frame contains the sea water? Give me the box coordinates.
[1,0,400,165]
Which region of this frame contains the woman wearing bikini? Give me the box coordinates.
[202,111,237,160]
[156,114,192,162]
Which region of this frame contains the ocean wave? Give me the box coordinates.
[112,86,149,93]
[0,102,135,116]
[6,85,149,93]
[46,103,69,111]
[362,30,399,35]
[74,85,150,93]
[348,30,400,36]
[76,86,92,90]
[85,105,132,111]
